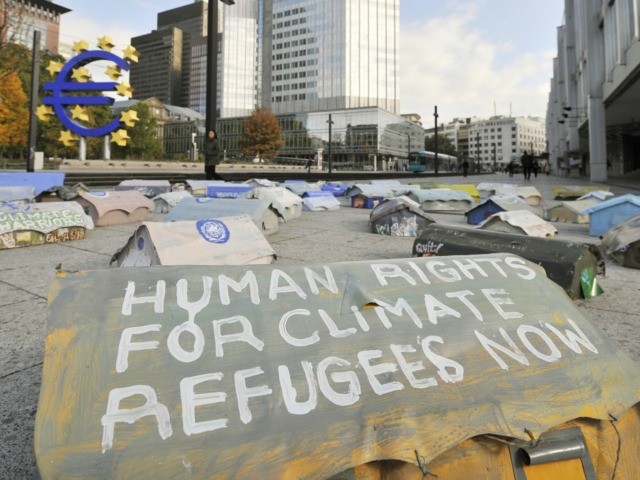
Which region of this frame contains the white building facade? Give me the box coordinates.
[547,0,640,180]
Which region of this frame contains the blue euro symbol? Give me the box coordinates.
[43,50,130,137]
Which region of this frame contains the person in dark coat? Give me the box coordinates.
[521,150,533,180]
[462,160,469,177]
[204,130,222,180]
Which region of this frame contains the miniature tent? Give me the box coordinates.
[186,180,228,196]
[580,194,640,236]
[0,186,35,206]
[76,190,155,227]
[164,197,279,236]
[254,187,303,222]
[466,197,535,225]
[346,184,394,209]
[494,186,543,206]
[476,210,558,237]
[601,214,640,269]
[111,214,276,266]
[302,195,341,211]
[407,188,473,214]
[115,179,172,198]
[369,196,435,236]
[151,191,193,213]
[552,185,609,200]
[0,172,65,196]
[37,256,640,479]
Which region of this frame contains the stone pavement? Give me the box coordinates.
[1,171,639,479]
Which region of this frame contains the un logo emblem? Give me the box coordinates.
[37,37,140,147]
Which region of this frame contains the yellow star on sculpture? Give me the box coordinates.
[111,129,130,147]
[46,60,63,76]
[70,105,89,122]
[105,64,122,80]
[36,105,54,122]
[120,109,139,127]
[72,40,89,54]
[115,81,134,98]
[71,66,91,82]
[59,130,79,147]
[97,35,115,52]
[122,45,139,63]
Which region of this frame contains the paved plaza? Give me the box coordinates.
[1,171,639,479]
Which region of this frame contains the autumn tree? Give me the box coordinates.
[241,107,284,161]
[111,102,163,160]
[0,70,28,157]
[424,133,457,156]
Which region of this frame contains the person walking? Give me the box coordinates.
[532,158,539,178]
[521,150,533,181]
[204,130,222,180]
[462,159,469,177]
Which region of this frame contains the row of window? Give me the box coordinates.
[273,27,309,39]
[274,70,318,81]
[274,37,316,50]
[274,17,308,29]
[273,8,308,19]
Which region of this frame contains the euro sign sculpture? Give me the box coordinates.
[43,50,130,137]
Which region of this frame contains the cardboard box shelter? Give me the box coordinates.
[552,185,609,200]
[601,214,640,269]
[111,214,276,266]
[407,189,473,214]
[580,194,640,237]
[164,197,279,236]
[369,196,435,236]
[115,180,172,198]
[36,255,640,479]
[152,191,193,213]
[494,186,543,206]
[321,183,350,196]
[476,210,558,237]
[0,172,65,195]
[302,195,341,211]
[254,187,303,222]
[0,186,35,206]
[0,201,93,249]
[76,190,155,227]
[543,199,599,224]
[206,184,255,199]
[186,180,228,196]
[284,182,322,197]
[466,197,535,225]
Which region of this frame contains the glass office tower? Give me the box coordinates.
[265,0,400,115]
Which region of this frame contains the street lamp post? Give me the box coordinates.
[434,105,439,175]
[327,114,334,175]
[27,31,41,172]
[205,0,235,140]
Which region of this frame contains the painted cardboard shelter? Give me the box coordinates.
[254,187,303,222]
[543,199,599,224]
[244,178,278,189]
[321,182,350,196]
[346,185,394,209]
[0,201,93,249]
[115,180,172,198]
[284,182,321,197]
[206,184,255,199]
[111,215,276,266]
[0,172,65,196]
[552,185,609,200]
[302,195,341,212]
[186,180,228,196]
[476,182,518,199]
[493,186,543,206]
[389,184,422,197]
[164,197,279,236]
[466,197,535,225]
[0,186,35,206]
[601,214,640,269]
[369,179,402,186]
[436,183,480,200]
[36,256,640,479]
[369,196,435,236]
[76,190,155,227]
[580,194,640,237]
[476,210,558,237]
[577,190,614,202]
[407,188,473,214]
[152,191,193,213]
[412,223,605,299]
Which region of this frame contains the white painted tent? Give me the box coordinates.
[163,197,279,236]
[407,188,473,214]
[0,186,35,206]
[302,195,341,211]
[493,186,543,206]
[577,190,615,202]
[476,182,519,199]
[76,190,155,227]
[369,179,402,186]
[344,184,394,199]
[284,182,321,196]
[185,180,228,196]
[254,187,303,222]
[151,190,193,213]
[476,210,558,237]
[244,178,278,189]
[0,201,93,249]
[111,214,276,267]
[114,179,171,198]
[543,199,600,224]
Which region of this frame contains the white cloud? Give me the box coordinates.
[400,8,553,123]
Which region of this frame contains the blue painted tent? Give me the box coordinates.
[466,197,534,225]
[321,183,350,196]
[580,194,640,236]
[0,172,65,196]
[206,184,255,199]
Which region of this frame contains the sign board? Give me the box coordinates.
[36,255,640,479]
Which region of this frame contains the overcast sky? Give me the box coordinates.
[56,0,564,124]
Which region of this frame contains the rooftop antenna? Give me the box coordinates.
[493,100,496,116]
[509,102,513,117]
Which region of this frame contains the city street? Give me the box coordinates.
[1,171,639,479]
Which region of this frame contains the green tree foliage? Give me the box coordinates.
[0,71,28,153]
[424,134,457,156]
[111,102,163,160]
[241,107,284,160]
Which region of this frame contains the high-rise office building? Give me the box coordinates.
[0,0,70,54]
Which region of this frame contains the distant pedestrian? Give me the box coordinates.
[507,161,514,177]
[532,158,539,178]
[521,150,533,180]
[462,160,469,177]
[204,130,222,180]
